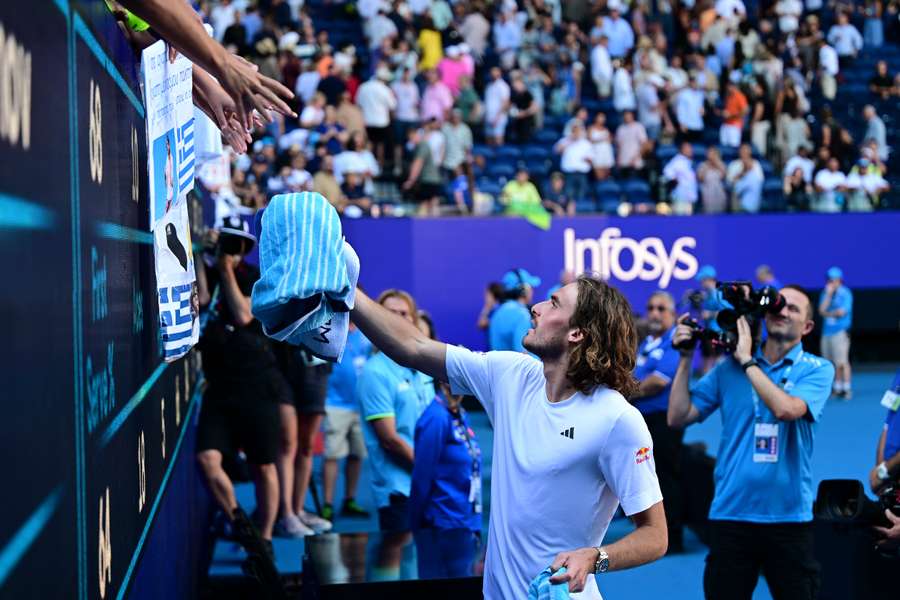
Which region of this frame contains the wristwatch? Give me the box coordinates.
[877,462,890,481]
[593,547,610,574]
[740,358,759,372]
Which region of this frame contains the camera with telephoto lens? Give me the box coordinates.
[673,281,786,354]
[815,478,900,530]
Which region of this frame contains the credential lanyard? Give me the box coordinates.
[751,352,800,422]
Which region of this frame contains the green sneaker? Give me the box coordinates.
[320,503,334,521]
[342,499,370,518]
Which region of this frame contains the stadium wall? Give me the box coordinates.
[0,3,209,600]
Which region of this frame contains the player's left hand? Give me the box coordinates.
[548,547,598,593]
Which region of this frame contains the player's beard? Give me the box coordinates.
[522,327,567,360]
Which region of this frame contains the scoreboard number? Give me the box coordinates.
[137,431,146,512]
[98,487,112,598]
[88,79,103,184]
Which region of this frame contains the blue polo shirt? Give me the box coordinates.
[357,352,435,508]
[821,285,853,336]
[409,398,482,532]
[883,370,900,461]
[325,329,372,410]
[690,342,834,522]
[488,300,532,352]
[633,328,680,415]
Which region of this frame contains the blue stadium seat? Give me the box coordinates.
[534,129,560,145]
[595,180,622,213]
[472,144,495,160]
[525,159,551,179]
[656,144,678,162]
[522,145,551,161]
[486,163,516,179]
[622,179,653,204]
[495,146,522,160]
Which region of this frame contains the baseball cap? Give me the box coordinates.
[695,265,717,282]
[501,268,541,293]
[826,266,843,280]
[217,215,257,250]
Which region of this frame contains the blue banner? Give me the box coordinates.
[343,213,900,351]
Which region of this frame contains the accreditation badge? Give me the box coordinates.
[880,390,900,411]
[753,423,779,463]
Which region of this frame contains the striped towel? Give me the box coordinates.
[298,240,359,362]
[527,567,572,600]
[251,192,351,345]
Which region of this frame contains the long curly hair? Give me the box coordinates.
[566,275,639,398]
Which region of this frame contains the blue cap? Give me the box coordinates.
[696,265,717,282]
[827,266,843,280]
[501,268,542,293]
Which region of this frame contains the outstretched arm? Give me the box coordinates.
[351,289,448,382]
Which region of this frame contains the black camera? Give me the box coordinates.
[815,478,900,529]
[673,281,786,353]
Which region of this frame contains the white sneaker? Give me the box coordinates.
[274,514,314,538]
[299,511,333,533]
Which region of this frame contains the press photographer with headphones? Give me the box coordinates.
[488,268,541,353]
[668,284,834,600]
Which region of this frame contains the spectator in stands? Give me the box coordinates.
[356,67,396,170]
[358,290,435,531]
[501,166,543,213]
[523,62,551,130]
[314,106,348,156]
[543,172,574,216]
[449,166,473,215]
[437,45,472,97]
[317,61,347,106]
[720,81,749,148]
[321,321,372,522]
[862,0,885,48]
[669,285,833,600]
[454,75,483,131]
[313,154,346,212]
[663,142,699,215]
[603,7,636,58]
[366,7,398,50]
[869,60,897,99]
[775,0,803,34]
[632,291,684,553]
[612,58,637,112]
[555,123,594,206]
[827,11,864,67]
[299,91,326,129]
[489,268,539,353]
[748,78,773,158]
[591,34,614,98]
[588,112,615,181]
[817,39,839,100]
[509,75,538,144]
[698,146,729,214]
[484,67,511,146]
[863,105,889,162]
[675,77,706,143]
[494,9,523,70]
[819,267,854,398]
[442,109,473,175]
[295,60,322,105]
[418,16,444,71]
[846,156,890,211]
[636,74,665,142]
[421,68,454,123]
[342,172,380,218]
[782,145,814,210]
[402,125,445,217]
[458,1,490,60]
[336,90,366,140]
[726,143,764,213]
[410,379,483,579]
[813,157,847,212]
[616,111,649,178]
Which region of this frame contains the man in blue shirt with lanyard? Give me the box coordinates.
[818,266,854,399]
[632,291,684,552]
[488,268,540,352]
[357,289,436,531]
[669,284,834,600]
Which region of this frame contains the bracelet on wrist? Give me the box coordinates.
[740,358,758,372]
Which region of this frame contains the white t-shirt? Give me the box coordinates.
[355,80,397,128]
[819,44,839,76]
[391,80,421,122]
[485,79,511,122]
[446,346,663,600]
[557,138,594,173]
[814,169,846,191]
[783,155,814,182]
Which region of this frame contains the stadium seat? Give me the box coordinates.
[622,179,653,204]
[486,163,516,179]
[595,180,622,213]
[495,146,522,160]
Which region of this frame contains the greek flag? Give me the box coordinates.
[176,117,195,195]
[159,282,198,361]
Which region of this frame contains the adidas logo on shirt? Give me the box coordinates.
[560,427,575,439]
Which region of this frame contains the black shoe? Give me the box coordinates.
[341,498,371,518]
[233,508,285,599]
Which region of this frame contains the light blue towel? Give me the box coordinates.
[251,192,352,344]
[528,567,571,600]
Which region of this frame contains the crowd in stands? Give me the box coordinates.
[196,0,900,218]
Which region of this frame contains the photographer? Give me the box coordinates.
[668,285,834,600]
[870,369,900,550]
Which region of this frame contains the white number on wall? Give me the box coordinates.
[138,431,146,512]
[88,79,103,184]
[98,487,112,598]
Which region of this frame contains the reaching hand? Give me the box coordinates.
[672,313,697,357]
[214,52,295,129]
[873,510,900,549]
[548,548,598,593]
[193,67,265,154]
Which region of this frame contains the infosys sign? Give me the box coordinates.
[562,227,698,288]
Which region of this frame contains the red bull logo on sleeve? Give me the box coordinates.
[635,446,652,464]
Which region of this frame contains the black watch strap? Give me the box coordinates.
[741,358,759,372]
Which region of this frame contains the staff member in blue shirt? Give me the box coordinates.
[871,369,900,549]
[488,268,541,352]
[357,289,436,531]
[818,266,854,399]
[410,381,483,578]
[632,291,684,552]
[668,284,834,600]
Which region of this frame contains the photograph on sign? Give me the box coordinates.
[141,40,194,231]
[153,202,199,362]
